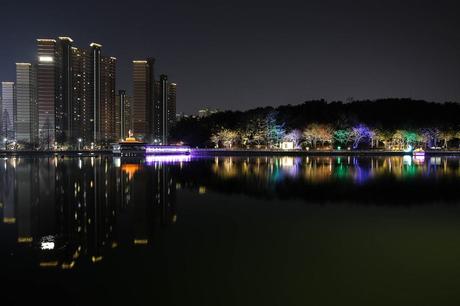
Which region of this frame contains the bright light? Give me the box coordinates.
[39,56,53,62]
[41,241,55,250]
[145,154,191,164]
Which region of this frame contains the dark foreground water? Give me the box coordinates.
[2,155,460,305]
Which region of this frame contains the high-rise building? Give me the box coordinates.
[15,63,38,144]
[36,39,57,148]
[56,37,73,144]
[132,59,154,141]
[35,37,116,148]
[99,56,116,143]
[1,82,16,140]
[154,74,169,144]
[115,90,133,140]
[168,82,177,128]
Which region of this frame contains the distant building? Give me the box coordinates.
[15,63,38,144]
[99,56,116,144]
[198,107,220,118]
[36,39,57,148]
[132,59,155,141]
[115,90,133,140]
[168,82,177,128]
[1,82,15,140]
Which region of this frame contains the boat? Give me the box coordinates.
[112,130,191,157]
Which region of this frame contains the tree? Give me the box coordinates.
[283,129,302,148]
[210,128,239,148]
[265,111,285,148]
[303,123,333,149]
[350,124,372,149]
[333,129,351,148]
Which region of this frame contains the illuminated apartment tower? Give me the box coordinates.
[167,82,177,128]
[154,74,170,144]
[36,39,57,148]
[70,46,90,142]
[56,37,73,143]
[15,63,38,144]
[132,58,155,141]
[1,82,16,140]
[115,90,133,140]
[99,56,117,143]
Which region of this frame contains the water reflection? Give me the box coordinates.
[178,155,460,204]
[0,156,178,270]
[207,156,460,182]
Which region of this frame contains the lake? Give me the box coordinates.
[2,155,460,306]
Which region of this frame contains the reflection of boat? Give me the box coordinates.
[412,148,425,156]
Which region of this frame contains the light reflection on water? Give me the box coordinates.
[208,155,460,183]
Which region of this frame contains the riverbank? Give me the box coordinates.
[2,148,460,157]
[192,149,460,156]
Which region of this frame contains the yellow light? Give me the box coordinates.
[39,56,54,62]
[61,261,75,269]
[91,256,103,263]
[18,237,33,243]
[133,60,147,63]
[37,38,56,42]
[111,242,118,248]
[198,186,206,194]
[90,42,102,48]
[3,217,16,224]
[40,261,59,267]
[134,239,148,245]
[16,63,31,66]
[58,36,74,42]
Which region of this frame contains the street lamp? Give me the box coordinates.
[78,138,82,151]
[3,138,7,150]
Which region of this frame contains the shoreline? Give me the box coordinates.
[1,148,460,157]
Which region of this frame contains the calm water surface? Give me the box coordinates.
[2,155,460,305]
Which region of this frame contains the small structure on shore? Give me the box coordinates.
[112,130,190,157]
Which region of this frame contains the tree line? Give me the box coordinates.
[170,99,460,150]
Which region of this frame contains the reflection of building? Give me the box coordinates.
[3,156,177,269]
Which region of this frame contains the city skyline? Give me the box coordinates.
[0,35,176,148]
[1,1,460,114]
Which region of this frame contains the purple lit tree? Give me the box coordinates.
[283,129,302,148]
[350,124,372,149]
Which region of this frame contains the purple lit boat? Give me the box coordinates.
[112,138,190,157]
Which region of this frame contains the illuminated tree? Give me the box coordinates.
[350,124,372,149]
[265,111,285,148]
[303,123,333,149]
[440,130,456,148]
[283,129,302,148]
[333,129,351,148]
[210,129,239,148]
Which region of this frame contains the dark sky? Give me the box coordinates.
[1,0,460,114]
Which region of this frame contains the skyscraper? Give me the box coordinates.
[1,82,16,140]
[155,74,169,144]
[56,37,73,144]
[15,63,37,144]
[168,82,177,128]
[132,59,154,141]
[99,56,116,143]
[115,90,133,140]
[35,37,116,148]
[36,39,57,148]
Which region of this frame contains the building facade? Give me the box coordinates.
[15,63,38,144]
[1,82,16,140]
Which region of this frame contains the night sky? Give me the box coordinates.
[1,0,460,114]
